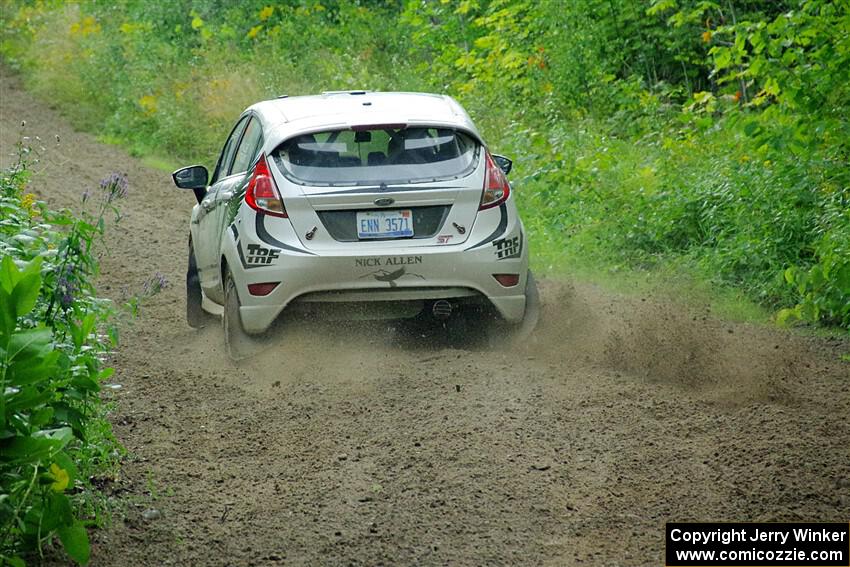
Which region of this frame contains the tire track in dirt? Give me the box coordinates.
[2,67,848,566]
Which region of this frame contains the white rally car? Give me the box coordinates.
[172,91,538,359]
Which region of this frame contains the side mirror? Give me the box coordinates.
[492,154,512,175]
[172,165,209,204]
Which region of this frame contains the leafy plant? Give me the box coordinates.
[0,145,160,564]
[1,256,92,566]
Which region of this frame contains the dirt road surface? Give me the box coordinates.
[2,68,848,566]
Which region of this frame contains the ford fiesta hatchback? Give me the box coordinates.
[172,91,538,359]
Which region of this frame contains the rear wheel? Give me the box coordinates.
[223,270,254,361]
[410,271,540,349]
[187,239,213,328]
[437,306,486,348]
[486,270,540,348]
[513,270,540,342]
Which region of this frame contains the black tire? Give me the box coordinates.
[187,240,213,328]
[444,305,492,349]
[223,270,254,361]
[487,269,540,348]
[514,270,540,342]
[417,270,540,350]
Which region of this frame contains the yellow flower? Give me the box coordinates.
[50,463,70,492]
[701,30,712,43]
[120,22,144,34]
[139,94,158,116]
[259,6,274,21]
[21,193,37,217]
[247,25,262,39]
[71,15,101,37]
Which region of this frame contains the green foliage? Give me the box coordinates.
[779,203,850,328]
[0,150,131,564]
[704,0,850,327]
[0,258,89,565]
[1,0,846,331]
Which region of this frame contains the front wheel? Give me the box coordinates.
[223,270,255,361]
[187,239,214,329]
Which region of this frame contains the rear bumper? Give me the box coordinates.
[239,290,527,332]
[224,208,529,334]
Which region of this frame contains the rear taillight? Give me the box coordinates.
[479,151,510,210]
[247,282,279,296]
[245,155,287,218]
[493,274,520,287]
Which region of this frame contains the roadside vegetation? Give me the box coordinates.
[0,141,164,564]
[1,0,847,331]
[0,138,119,565]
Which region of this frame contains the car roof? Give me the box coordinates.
[248,91,485,148]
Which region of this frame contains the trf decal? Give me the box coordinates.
[492,235,521,260]
[246,244,280,265]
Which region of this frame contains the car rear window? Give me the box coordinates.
[271,127,479,186]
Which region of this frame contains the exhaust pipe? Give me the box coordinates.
[432,300,453,319]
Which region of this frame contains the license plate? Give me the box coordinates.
[356,210,413,239]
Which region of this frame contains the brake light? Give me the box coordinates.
[493,274,520,287]
[351,123,406,131]
[245,155,287,217]
[247,282,279,296]
[479,151,510,210]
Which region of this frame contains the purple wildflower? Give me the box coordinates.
[55,265,78,309]
[100,172,129,203]
[142,272,168,295]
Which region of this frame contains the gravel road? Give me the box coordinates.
[2,68,848,566]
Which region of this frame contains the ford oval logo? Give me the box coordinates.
[374,197,395,207]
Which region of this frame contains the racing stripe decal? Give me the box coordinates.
[235,240,263,270]
[255,213,316,256]
[231,223,280,270]
[230,223,260,271]
[465,203,508,250]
